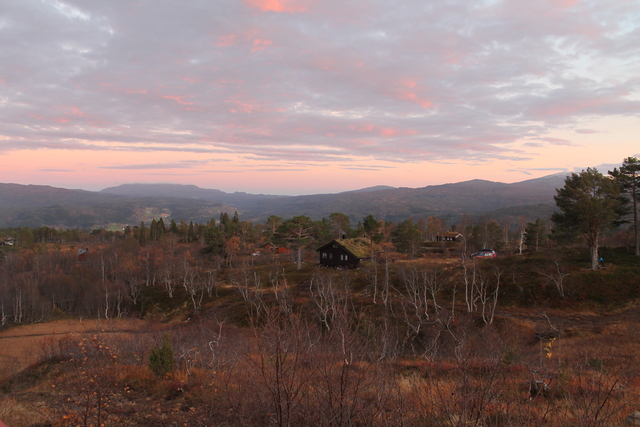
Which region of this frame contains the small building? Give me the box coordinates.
[436,232,462,242]
[77,247,89,261]
[316,238,367,269]
[2,237,14,246]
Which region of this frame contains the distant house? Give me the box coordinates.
[2,237,14,246]
[436,232,462,242]
[317,239,368,269]
[77,247,89,261]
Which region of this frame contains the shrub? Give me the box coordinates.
[148,333,174,377]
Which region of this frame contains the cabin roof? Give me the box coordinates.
[437,232,462,237]
[317,238,369,259]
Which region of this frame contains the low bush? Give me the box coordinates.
[148,333,174,378]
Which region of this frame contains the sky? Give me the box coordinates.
[1,0,639,195]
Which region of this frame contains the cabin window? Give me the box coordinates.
[322,252,327,259]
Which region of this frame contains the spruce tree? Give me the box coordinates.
[138,221,147,247]
[148,333,174,377]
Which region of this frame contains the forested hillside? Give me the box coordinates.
[0,173,567,228]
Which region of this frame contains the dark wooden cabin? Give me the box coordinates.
[316,239,366,269]
[436,232,462,242]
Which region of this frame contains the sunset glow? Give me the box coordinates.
[1,0,639,195]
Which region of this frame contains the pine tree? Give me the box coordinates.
[610,157,640,256]
[524,218,547,252]
[552,168,627,270]
[393,218,422,257]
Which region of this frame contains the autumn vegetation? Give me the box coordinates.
[1,162,640,426]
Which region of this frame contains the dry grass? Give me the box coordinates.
[0,318,164,380]
[2,295,640,425]
[2,323,640,426]
[0,396,50,427]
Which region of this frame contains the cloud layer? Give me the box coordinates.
[1,0,639,193]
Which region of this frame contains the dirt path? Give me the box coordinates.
[0,318,164,380]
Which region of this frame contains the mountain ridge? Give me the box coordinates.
[0,173,569,228]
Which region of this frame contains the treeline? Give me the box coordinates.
[1,210,562,257]
[0,210,521,325]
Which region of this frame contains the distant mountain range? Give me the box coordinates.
[0,173,568,228]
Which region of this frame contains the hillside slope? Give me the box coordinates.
[0,173,567,227]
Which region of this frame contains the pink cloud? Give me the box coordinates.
[99,83,148,95]
[217,34,237,47]
[218,30,274,52]
[225,96,288,115]
[380,128,397,137]
[243,0,308,13]
[217,78,242,86]
[540,137,575,146]
[61,107,89,117]
[550,0,580,8]
[352,139,375,147]
[252,38,273,52]
[29,111,82,124]
[162,95,194,105]
[394,78,434,109]
[380,127,418,138]
[311,57,339,72]
[123,89,148,95]
[348,124,418,138]
[87,120,111,128]
[533,98,609,117]
[399,93,433,109]
[227,99,257,113]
